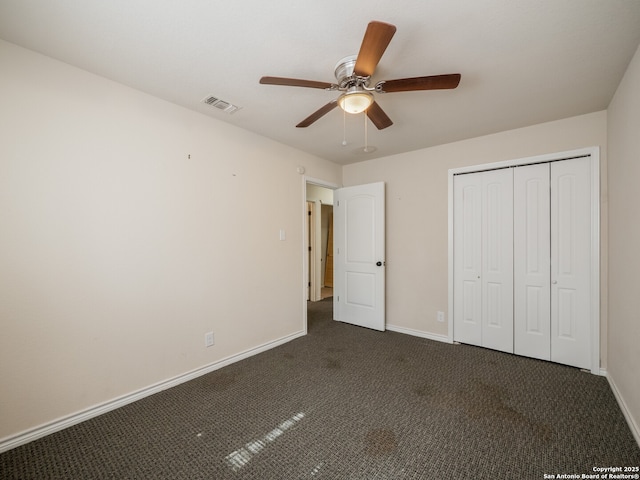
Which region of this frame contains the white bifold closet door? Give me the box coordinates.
[512,158,592,369]
[456,157,592,369]
[549,158,592,369]
[453,168,513,354]
[514,163,551,360]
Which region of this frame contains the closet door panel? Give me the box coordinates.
[551,157,591,369]
[514,163,551,360]
[453,174,482,346]
[481,169,514,353]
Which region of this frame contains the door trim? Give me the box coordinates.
[447,147,601,374]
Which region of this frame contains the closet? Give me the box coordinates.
[452,155,595,370]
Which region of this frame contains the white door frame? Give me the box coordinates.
[447,146,601,374]
[302,176,339,334]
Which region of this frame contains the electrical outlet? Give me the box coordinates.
[437,311,445,323]
[205,331,214,347]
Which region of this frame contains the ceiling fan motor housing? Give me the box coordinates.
[334,55,370,89]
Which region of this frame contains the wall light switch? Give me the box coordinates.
[279,229,286,241]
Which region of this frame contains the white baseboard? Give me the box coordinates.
[0,330,306,454]
[606,371,640,448]
[386,324,451,344]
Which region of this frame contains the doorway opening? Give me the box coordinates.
[303,179,387,333]
[306,183,334,301]
[304,179,337,332]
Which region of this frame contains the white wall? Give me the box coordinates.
[343,111,608,358]
[607,43,640,442]
[0,40,341,442]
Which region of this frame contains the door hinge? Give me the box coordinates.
[308,210,312,216]
[308,282,311,287]
[308,246,312,251]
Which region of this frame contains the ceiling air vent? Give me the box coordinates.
[202,95,241,114]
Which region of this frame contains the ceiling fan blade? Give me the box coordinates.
[260,76,335,90]
[377,74,461,93]
[366,101,393,130]
[296,100,339,128]
[353,21,397,77]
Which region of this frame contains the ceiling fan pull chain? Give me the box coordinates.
[364,111,368,152]
[342,108,347,146]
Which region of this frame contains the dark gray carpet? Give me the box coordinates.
[2,298,639,479]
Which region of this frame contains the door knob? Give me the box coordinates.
[552,280,558,284]
[376,261,383,266]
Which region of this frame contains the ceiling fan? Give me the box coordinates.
[259,20,461,130]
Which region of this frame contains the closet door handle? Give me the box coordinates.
[552,280,558,284]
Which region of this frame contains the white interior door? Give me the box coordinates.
[480,169,514,353]
[454,169,513,352]
[334,182,385,331]
[514,163,551,360]
[551,157,591,369]
[453,173,482,345]
[306,201,317,301]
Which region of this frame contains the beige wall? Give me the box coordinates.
[607,43,640,440]
[0,40,341,441]
[343,111,608,358]
[3,34,637,449]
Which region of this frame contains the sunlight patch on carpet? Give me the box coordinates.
[225,412,306,471]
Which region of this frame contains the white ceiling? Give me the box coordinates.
[1,1,639,165]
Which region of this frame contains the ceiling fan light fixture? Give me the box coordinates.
[338,88,373,114]
[260,21,460,129]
